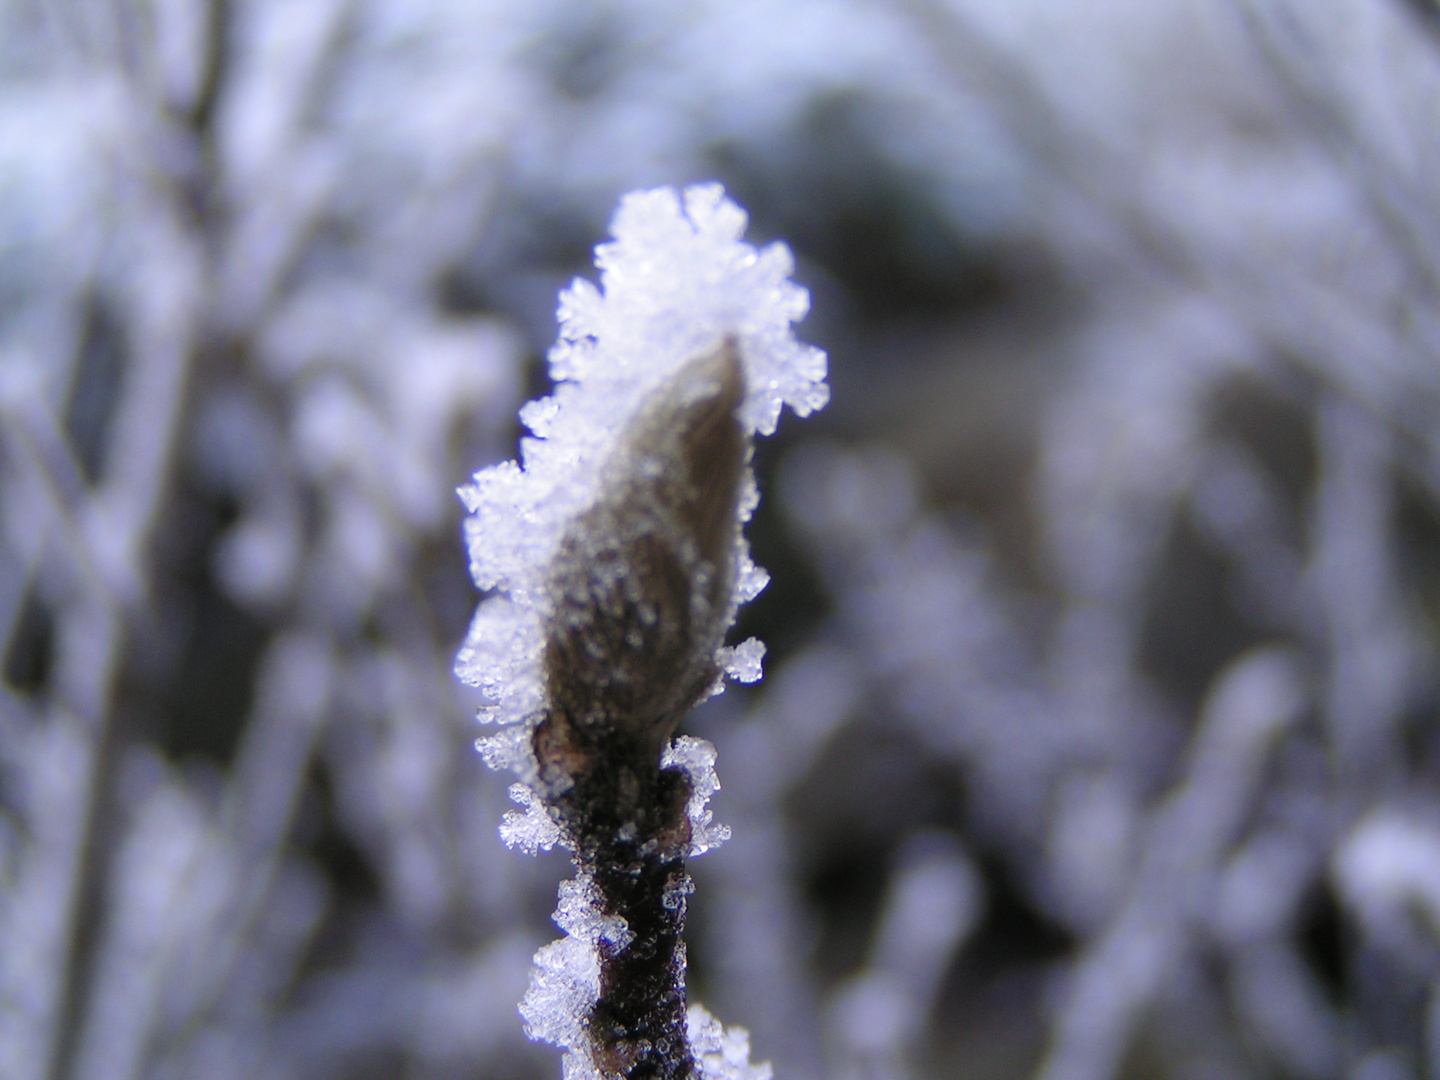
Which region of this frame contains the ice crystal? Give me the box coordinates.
[520,873,637,1065]
[718,638,766,686]
[499,783,567,855]
[521,935,600,1061]
[688,1005,773,1080]
[661,736,733,857]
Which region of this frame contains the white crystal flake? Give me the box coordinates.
[520,870,636,1070]
[719,638,766,684]
[735,554,771,604]
[474,724,533,779]
[499,783,566,854]
[687,1004,773,1080]
[520,934,599,1054]
[662,736,732,856]
[554,875,633,952]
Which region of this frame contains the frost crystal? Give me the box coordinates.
[456,184,828,776]
[718,638,766,685]
[499,783,566,854]
[520,872,637,1070]
[687,1005,774,1080]
[521,935,599,1057]
[661,736,733,857]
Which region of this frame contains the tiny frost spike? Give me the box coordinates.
[455,184,827,1080]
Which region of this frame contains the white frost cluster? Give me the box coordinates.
[662,736,733,857]
[455,183,829,780]
[519,873,639,1080]
[497,783,566,855]
[688,1004,774,1080]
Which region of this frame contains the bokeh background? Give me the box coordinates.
[4,2,1440,1080]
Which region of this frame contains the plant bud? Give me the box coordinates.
[535,337,747,791]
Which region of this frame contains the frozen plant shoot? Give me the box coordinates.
[456,184,828,1080]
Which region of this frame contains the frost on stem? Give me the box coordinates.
[456,184,827,1080]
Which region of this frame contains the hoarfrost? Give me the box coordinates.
[520,935,600,1059]
[719,638,766,685]
[688,1004,774,1080]
[498,784,566,855]
[662,736,733,857]
[520,873,638,1077]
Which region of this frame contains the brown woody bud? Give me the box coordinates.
[534,336,748,797]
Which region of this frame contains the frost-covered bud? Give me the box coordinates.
[456,183,828,790]
[456,184,825,1080]
[536,337,747,795]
